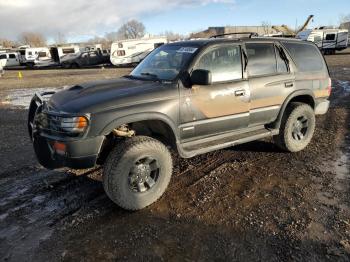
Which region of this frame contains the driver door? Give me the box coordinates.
[179,44,250,141]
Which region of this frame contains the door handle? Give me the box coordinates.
[285,82,294,88]
[235,90,245,97]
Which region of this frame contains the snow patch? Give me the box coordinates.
[0,86,69,109]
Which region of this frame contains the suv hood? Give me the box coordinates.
[48,77,175,113]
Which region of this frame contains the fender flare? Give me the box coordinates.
[271,89,315,129]
[100,112,180,141]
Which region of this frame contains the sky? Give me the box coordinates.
[0,0,349,43]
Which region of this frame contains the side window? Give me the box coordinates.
[0,54,6,59]
[194,45,242,83]
[325,34,335,41]
[246,43,277,77]
[282,42,325,72]
[28,51,32,55]
[9,54,16,59]
[275,46,288,74]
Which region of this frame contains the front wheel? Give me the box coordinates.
[103,136,173,210]
[273,102,316,152]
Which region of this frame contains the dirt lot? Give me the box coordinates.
[0,50,349,261]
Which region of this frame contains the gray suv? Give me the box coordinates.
[28,36,331,210]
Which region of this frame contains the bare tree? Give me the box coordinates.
[261,21,271,35]
[0,38,17,48]
[117,20,146,40]
[86,36,111,49]
[163,31,186,41]
[19,32,46,47]
[339,14,350,24]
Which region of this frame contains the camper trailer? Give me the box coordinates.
[296,27,349,54]
[23,47,51,66]
[110,37,167,66]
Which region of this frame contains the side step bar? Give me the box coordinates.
[178,128,279,158]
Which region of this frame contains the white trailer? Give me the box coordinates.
[24,47,51,66]
[296,28,349,54]
[110,37,167,66]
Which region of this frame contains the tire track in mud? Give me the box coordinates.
[0,165,104,261]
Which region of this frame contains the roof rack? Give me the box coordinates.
[210,32,259,39]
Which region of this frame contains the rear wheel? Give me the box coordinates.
[273,102,315,152]
[103,136,173,210]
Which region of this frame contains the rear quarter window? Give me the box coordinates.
[282,42,325,72]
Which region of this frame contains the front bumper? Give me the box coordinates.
[33,134,104,169]
[28,92,104,169]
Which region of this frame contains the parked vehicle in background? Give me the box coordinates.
[29,36,331,210]
[0,52,22,68]
[296,27,349,55]
[23,47,51,67]
[60,50,110,68]
[110,37,167,66]
[50,45,80,64]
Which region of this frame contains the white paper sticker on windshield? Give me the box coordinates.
[177,47,198,53]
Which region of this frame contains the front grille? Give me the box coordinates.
[34,113,82,138]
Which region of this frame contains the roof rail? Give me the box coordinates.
[210,32,259,39]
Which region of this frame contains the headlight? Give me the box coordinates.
[60,116,88,133]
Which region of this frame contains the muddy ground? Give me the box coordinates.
[0,51,349,261]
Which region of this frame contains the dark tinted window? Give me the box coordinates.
[246,43,277,76]
[325,34,335,41]
[275,46,288,73]
[194,45,242,82]
[282,42,324,72]
[9,54,16,59]
[0,54,6,59]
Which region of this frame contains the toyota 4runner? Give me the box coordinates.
[28,35,331,210]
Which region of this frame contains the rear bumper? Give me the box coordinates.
[315,99,330,115]
[33,134,104,169]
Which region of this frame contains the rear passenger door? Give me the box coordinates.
[246,42,294,126]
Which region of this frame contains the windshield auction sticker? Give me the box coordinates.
[177,47,198,53]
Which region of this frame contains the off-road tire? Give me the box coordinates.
[103,136,173,210]
[273,102,316,152]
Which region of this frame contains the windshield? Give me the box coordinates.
[130,45,198,81]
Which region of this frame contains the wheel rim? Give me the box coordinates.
[128,157,160,193]
[292,115,309,141]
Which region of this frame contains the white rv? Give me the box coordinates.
[110,37,167,66]
[296,28,349,54]
[24,47,51,66]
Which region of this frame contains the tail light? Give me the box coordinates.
[327,77,332,96]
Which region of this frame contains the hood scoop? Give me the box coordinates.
[68,85,84,91]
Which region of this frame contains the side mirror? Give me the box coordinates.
[191,69,212,86]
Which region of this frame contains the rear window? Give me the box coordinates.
[282,42,325,72]
[246,43,277,77]
[9,54,16,59]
